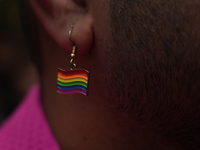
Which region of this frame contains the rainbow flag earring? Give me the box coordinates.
[56,29,89,96]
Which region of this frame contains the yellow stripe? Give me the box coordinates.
[57,77,88,84]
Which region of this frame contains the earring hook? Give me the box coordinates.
[69,27,89,58]
[69,28,77,70]
[69,29,75,45]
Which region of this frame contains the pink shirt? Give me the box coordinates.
[0,85,60,150]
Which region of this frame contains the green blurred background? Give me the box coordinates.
[0,0,38,124]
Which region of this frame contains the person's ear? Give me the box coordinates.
[29,0,93,53]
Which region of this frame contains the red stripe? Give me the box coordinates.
[58,69,89,76]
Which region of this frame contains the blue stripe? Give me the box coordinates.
[57,84,87,91]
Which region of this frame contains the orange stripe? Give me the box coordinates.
[58,73,88,80]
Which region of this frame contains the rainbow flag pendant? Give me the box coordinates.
[56,68,89,96]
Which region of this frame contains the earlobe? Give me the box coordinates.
[68,17,93,54]
[29,0,93,54]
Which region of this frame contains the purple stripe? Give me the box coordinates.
[56,88,87,96]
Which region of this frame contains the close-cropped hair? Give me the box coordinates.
[109,0,200,149]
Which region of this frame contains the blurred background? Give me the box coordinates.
[0,0,38,124]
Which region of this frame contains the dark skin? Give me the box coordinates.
[25,0,200,149]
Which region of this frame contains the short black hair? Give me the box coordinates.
[109,0,200,149]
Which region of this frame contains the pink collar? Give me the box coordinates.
[0,84,60,150]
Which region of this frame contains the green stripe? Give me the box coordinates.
[57,81,87,87]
